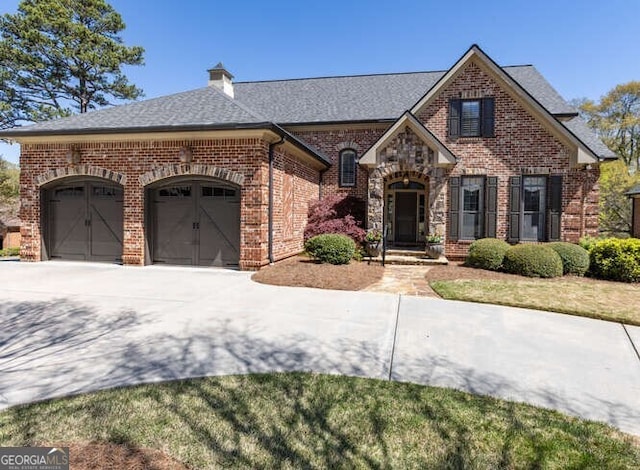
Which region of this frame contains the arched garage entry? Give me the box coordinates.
[146,177,241,267]
[42,178,124,262]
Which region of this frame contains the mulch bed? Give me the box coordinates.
[44,442,189,470]
[252,255,384,290]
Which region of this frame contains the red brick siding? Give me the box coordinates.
[415,61,600,259]
[19,138,320,270]
[633,198,640,238]
[271,147,321,260]
[289,127,386,204]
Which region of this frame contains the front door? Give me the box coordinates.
[395,192,418,243]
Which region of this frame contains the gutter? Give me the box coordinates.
[268,136,286,264]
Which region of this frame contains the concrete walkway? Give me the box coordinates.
[0,261,639,436]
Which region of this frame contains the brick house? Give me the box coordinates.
[628,185,640,238]
[0,45,614,269]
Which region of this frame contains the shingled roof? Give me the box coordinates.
[0,61,614,159]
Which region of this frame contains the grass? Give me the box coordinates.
[431,277,640,326]
[1,373,638,469]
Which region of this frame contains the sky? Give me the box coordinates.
[1,0,639,164]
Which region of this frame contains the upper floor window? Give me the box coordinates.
[339,149,357,187]
[448,97,495,138]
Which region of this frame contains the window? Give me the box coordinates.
[522,176,546,241]
[339,149,357,187]
[508,175,562,242]
[448,176,497,241]
[460,177,485,239]
[449,97,495,138]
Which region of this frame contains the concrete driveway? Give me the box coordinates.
[1,261,639,436]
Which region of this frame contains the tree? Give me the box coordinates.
[0,157,19,202]
[0,0,144,128]
[577,82,640,236]
[578,82,640,171]
[598,159,640,236]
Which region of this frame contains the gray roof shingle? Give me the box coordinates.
[626,184,640,196]
[5,86,268,134]
[0,63,612,159]
[562,116,616,159]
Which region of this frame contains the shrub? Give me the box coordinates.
[503,244,563,278]
[304,195,366,243]
[548,242,590,276]
[0,247,19,257]
[304,234,355,265]
[589,238,640,283]
[465,238,511,271]
[578,235,601,252]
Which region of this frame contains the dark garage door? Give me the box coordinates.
[46,181,124,262]
[151,180,240,267]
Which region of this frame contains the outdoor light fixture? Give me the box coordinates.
[66,146,81,165]
[178,146,193,163]
[403,173,410,187]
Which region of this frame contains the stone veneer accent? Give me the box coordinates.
[36,165,127,187]
[366,126,447,236]
[138,163,245,186]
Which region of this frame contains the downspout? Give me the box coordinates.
[268,136,286,264]
[318,168,329,199]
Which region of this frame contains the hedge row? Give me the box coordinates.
[465,239,590,278]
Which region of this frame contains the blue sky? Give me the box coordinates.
[1,0,639,163]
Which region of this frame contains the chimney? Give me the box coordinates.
[207,62,234,98]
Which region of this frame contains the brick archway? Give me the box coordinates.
[138,164,245,187]
[36,165,126,187]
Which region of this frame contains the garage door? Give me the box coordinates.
[151,180,240,267]
[46,181,124,262]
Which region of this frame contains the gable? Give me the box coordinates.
[359,111,456,167]
[410,45,600,166]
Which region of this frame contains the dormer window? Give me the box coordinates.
[449,97,495,138]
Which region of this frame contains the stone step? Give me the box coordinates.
[366,254,448,266]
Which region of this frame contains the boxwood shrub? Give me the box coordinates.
[503,244,563,278]
[548,242,590,276]
[465,238,511,271]
[304,233,356,265]
[589,238,640,283]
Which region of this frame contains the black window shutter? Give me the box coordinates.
[449,177,460,241]
[508,176,521,243]
[548,175,562,241]
[449,99,461,138]
[481,97,495,137]
[485,176,498,238]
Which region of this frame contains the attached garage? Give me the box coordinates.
[147,178,240,267]
[43,179,124,262]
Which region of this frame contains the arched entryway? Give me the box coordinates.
[384,178,427,245]
[42,177,124,262]
[146,177,241,267]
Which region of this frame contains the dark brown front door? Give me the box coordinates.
[395,192,417,243]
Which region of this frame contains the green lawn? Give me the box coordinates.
[1,373,638,469]
[431,277,640,326]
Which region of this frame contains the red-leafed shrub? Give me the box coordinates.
[304,195,366,243]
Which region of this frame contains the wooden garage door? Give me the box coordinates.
[46,181,123,262]
[151,180,240,267]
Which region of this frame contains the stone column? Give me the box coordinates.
[367,167,384,230]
